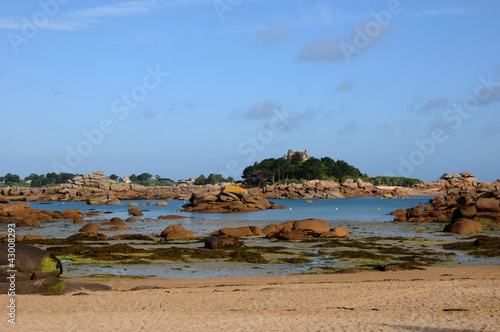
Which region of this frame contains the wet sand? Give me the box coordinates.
[2,265,499,331]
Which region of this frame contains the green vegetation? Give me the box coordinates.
[127,173,177,186]
[241,153,423,187]
[194,173,234,185]
[0,172,77,188]
[242,154,362,185]
[363,176,423,187]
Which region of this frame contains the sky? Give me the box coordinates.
[1,0,499,182]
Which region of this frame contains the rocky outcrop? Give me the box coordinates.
[181,186,287,212]
[68,171,118,189]
[264,219,348,240]
[390,187,500,230]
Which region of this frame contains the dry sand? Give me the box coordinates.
[2,265,499,332]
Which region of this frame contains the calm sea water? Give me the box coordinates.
[9,196,500,278]
[14,196,437,239]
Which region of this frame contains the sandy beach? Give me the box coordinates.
[2,265,499,332]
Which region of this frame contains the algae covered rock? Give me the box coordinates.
[0,243,62,277]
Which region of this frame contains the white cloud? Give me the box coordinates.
[413,8,477,17]
[0,0,160,31]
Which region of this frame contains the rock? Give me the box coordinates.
[204,237,241,249]
[158,215,191,220]
[306,200,313,203]
[0,243,62,277]
[22,235,51,241]
[293,218,330,235]
[262,224,282,235]
[160,225,197,240]
[279,229,307,240]
[128,208,144,216]
[320,226,349,238]
[163,230,197,240]
[125,217,136,222]
[0,196,10,204]
[155,201,169,207]
[218,227,254,237]
[126,202,139,207]
[86,195,108,205]
[451,206,477,221]
[102,226,134,231]
[443,219,483,234]
[67,232,108,241]
[73,217,84,224]
[476,198,500,212]
[102,217,126,226]
[79,223,100,232]
[16,218,41,228]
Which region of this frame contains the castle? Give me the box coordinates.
[283,149,309,161]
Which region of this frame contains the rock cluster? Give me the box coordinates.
[390,187,500,234]
[181,186,287,212]
[437,171,479,187]
[209,219,348,240]
[68,171,118,190]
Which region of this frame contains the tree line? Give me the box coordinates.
[242,153,363,185]
[242,153,423,187]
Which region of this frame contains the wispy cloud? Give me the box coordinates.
[412,8,477,17]
[0,0,160,31]
[379,119,416,132]
[237,100,282,120]
[418,98,448,113]
[339,121,358,135]
[296,21,392,63]
[336,78,353,91]
[481,121,500,137]
[255,22,295,47]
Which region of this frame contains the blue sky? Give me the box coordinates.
[1,0,499,182]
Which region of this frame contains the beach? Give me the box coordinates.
[2,265,499,331]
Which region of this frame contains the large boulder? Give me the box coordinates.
[79,223,100,232]
[160,225,197,240]
[476,198,500,212]
[293,218,329,235]
[0,243,62,277]
[218,227,254,237]
[443,219,483,235]
[128,208,144,216]
[16,219,41,228]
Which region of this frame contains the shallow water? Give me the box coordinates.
[4,197,500,279]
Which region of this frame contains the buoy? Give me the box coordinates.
[289,208,292,210]
[177,210,180,212]
[378,207,380,210]
[62,202,65,204]
[336,207,338,210]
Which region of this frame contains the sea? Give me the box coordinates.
[6,196,499,279]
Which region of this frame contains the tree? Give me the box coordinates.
[129,174,138,183]
[194,174,207,185]
[206,173,223,184]
[3,173,21,184]
[109,174,119,181]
